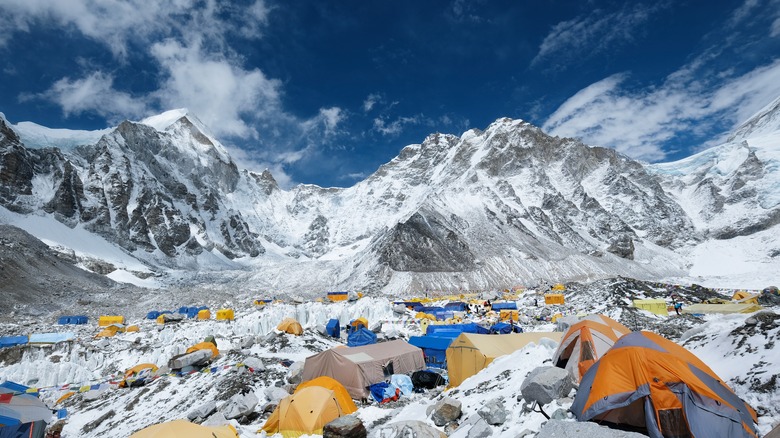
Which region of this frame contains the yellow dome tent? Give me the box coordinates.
[130,419,238,438]
[186,342,219,358]
[295,376,357,414]
[197,309,211,320]
[261,385,353,438]
[350,317,369,330]
[277,318,304,335]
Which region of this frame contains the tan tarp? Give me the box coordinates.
[447,332,562,387]
[300,339,425,399]
[633,299,669,316]
[130,419,238,437]
[682,303,762,315]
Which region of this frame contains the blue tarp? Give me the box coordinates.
[28,333,75,344]
[444,302,467,311]
[408,336,453,367]
[347,327,377,347]
[369,382,390,403]
[178,306,189,314]
[325,319,340,338]
[146,311,161,320]
[491,302,518,310]
[57,316,88,325]
[490,322,523,334]
[0,336,28,349]
[0,381,32,393]
[327,291,348,296]
[426,323,490,336]
[391,374,414,396]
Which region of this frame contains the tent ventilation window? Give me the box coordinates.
[382,361,394,378]
[657,408,690,438]
[580,341,595,361]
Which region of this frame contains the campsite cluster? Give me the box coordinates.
[0,278,779,437]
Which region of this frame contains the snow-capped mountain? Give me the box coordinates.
[1,103,779,296]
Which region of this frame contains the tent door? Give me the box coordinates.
[657,408,690,438]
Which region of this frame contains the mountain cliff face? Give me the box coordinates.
[1,105,778,295]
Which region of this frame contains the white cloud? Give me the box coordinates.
[23,71,147,121]
[542,59,780,161]
[363,94,381,112]
[532,5,660,69]
[150,39,282,139]
[373,115,423,136]
[772,17,780,37]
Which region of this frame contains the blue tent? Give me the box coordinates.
[146,311,161,320]
[178,306,189,314]
[347,327,377,347]
[491,302,518,310]
[28,333,75,344]
[186,306,209,318]
[57,316,87,325]
[408,336,454,367]
[0,381,50,437]
[325,319,340,338]
[444,302,467,311]
[490,322,523,334]
[0,336,28,349]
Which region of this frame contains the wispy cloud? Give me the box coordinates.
[363,93,381,112]
[531,4,663,70]
[20,71,148,122]
[542,58,780,161]
[373,115,426,136]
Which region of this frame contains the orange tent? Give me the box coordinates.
[124,363,158,379]
[350,317,368,330]
[261,385,353,438]
[278,318,304,335]
[571,331,757,438]
[186,342,219,358]
[552,314,631,382]
[295,376,357,415]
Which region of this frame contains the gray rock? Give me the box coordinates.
[264,387,290,403]
[219,392,258,420]
[288,361,305,385]
[550,408,570,420]
[243,356,266,372]
[262,331,279,344]
[240,336,255,349]
[520,366,574,406]
[202,411,229,427]
[466,418,492,438]
[323,414,367,438]
[477,398,508,425]
[516,429,535,438]
[370,420,447,438]
[536,420,648,437]
[430,397,462,426]
[187,400,216,420]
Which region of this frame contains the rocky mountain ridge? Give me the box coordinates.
[1,104,779,295]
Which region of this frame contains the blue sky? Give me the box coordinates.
[1,0,780,188]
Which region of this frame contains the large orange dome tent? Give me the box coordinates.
[552,314,631,382]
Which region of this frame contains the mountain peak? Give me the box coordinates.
[139,108,190,132]
[728,95,780,142]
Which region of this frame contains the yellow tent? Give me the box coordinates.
[125,363,159,378]
[130,419,238,437]
[633,299,669,316]
[216,309,235,320]
[261,386,352,438]
[499,309,519,322]
[544,294,565,305]
[278,318,304,335]
[415,312,437,321]
[732,291,759,305]
[682,303,762,315]
[98,315,125,327]
[95,324,124,338]
[186,342,219,358]
[126,325,140,332]
[350,317,368,330]
[552,283,565,291]
[446,332,563,387]
[295,376,357,415]
[197,309,211,320]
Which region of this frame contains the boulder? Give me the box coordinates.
[536,420,647,437]
[520,366,574,406]
[220,392,258,420]
[467,418,492,438]
[370,420,446,438]
[323,414,367,438]
[264,387,290,404]
[243,356,266,372]
[430,397,462,426]
[288,361,305,385]
[240,336,255,349]
[187,400,217,420]
[477,398,508,425]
